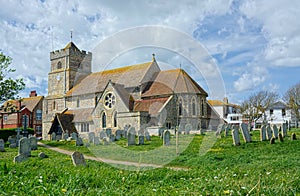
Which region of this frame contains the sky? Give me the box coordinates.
[0,0,300,104]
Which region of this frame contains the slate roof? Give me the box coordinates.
[142,69,208,97]
[48,113,77,134]
[66,61,159,96]
[133,97,171,115]
[64,108,94,122]
[268,101,288,110]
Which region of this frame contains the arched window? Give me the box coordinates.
[57,61,62,69]
[192,98,196,116]
[113,112,117,127]
[76,98,80,108]
[178,97,183,116]
[201,99,205,116]
[53,101,56,110]
[102,112,106,128]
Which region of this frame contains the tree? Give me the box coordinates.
[283,82,300,127]
[0,52,25,109]
[240,90,278,128]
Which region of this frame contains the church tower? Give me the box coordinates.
[48,42,92,96]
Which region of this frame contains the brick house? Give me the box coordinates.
[0,91,44,137]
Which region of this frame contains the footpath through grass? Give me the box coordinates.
[0,129,299,195]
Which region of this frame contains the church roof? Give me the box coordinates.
[63,42,79,50]
[133,97,171,115]
[66,61,159,96]
[48,113,77,134]
[64,108,94,122]
[142,69,208,97]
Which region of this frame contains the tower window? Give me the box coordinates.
[57,61,62,69]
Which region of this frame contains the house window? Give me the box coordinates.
[36,109,42,120]
[270,109,274,115]
[113,112,117,127]
[3,115,8,121]
[102,112,106,128]
[35,126,42,135]
[282,109,286,116]
[81,123,89,132]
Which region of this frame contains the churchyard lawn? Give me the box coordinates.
[0,129,299,195]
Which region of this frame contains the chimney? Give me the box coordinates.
[30,90,37,97]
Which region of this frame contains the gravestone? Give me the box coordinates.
[266,125,273,140]
[115,130,122,141]
[185,124,192,134]
[163,130,171,146]
[124,125,130,138]
[158,127,165,138]
[55,134,62,140]
[215,123,225,136]
[93,136,100,145]
[8,136,17,146]
[291,133,297,140]
[71,132,78,140]
[75,137,84,146]
[138,135,144,145]
[0,139,5,152]
[29,136,38,150]
[18,137,31,157]
[9,143,17,148]
[127,127,136,146]
[282,123,287,137]
[278,133,284,142]
[99,130,107,140]
[145,131,151,141]
[63,133,69,140]
[71,151,86,166]
[260,125,267,141]
[240,123,251,143]
[51,132,56,141]
[231,126,240,146]
[88,132,95,143]
[14,154,28,163]
[270,137,275,144]
[224,125,230,137]
[39,152,47,158]
[272,125,279,139]
[110,134,116,142]
[106,128,112,138]
[102,137,109,145]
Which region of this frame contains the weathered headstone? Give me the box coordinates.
[158,127,165,138]
[124,124,130,138]
[102,137,109,145]
[75,137,84,146]
[106,128,112,138]
[231,126,240,146]
[145,131,151,141]
[0,139,5,152]
[88,132,95,143]
[14,154,28,163]
[185,124,192,134]
[224,125,230,137]
[240,123,251,143]
[99,130,107,140]
[270,137,275,144]
[282,123,287,137]
[8,136,17,146]
[93,136,100,145]
[51,132,56,141]
[127,127,136,146]
[71,151,86,166]
[115,130,122,141]
[278,133,284,142]
[63,133,69,140]
[272,124,279,139]
[138,135,144,145]
[9,143,17,148]
[29,136,38,150]
[18,137,31,157]
[291,133,297,140]
[260,125,267,141]
[55,134,62,140]
[163,130,171,146]
[266,125,273,140]
[71,132,78,140]
[215,123,225,136]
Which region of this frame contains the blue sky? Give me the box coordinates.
[0,0,299,104]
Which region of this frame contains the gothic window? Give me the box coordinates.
[113,111,117,127]
[102,112,106,128]
[191,97,196,116]
[178,97,183,116]
[57,61,62,69]
[53,101,56,110]
[104,92,116,109]
[201,99,205,116]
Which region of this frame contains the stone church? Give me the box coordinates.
[42,42,210,140]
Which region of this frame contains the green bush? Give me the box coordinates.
[0,128,34,141]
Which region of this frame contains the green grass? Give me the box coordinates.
[0,129,299,195]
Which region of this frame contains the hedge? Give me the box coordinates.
[0,128,34,142]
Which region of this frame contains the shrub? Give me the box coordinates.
[0,128,34,141]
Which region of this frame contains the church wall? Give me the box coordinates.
[66,94,96,109]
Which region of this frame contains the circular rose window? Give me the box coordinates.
[104,92,116,109]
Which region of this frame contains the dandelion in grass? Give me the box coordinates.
[62,189,67,193]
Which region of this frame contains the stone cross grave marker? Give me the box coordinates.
[29,136,38,150]
[127,127,136,146]
[231,125,240,146]
[240,123,251,143]
[0,139,5,152]
[272,124,279,139]
[71,151,86,166]
[260,125,267,141]
[163,130,171,146]
[266,125,273,140]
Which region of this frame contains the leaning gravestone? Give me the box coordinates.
[260,125,267,141]
[115,130,122,141]
[63,133,69,140]
[240,123,251,143]
[270,137,275,144]
[278,133,284,142]
[266,125,273,140]
[231,126,240,146]
[29,136,38,150]
[272,124,279,139]
[75,137,84,146]
[224,125,230,137]
[145,131,151,141]
[18,137,31,157]
[282,123,287,137]
[0,139,5,152]
[71,132,78,140]
[291,133,297,140]
[215,123,225,136]
[163,130,171,146]
[51,132,56,141]
[185,124,192,134]
[127,127,136,146]
[71,151,86,166]
[138,135,144,145]
[88,132,95,143]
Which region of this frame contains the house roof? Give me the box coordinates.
[133,97,171,115]
[0,96,43,113]
[142,69,208,97]
[66,60,159,96]
[268,101,288,110]
[207,99,239,108]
